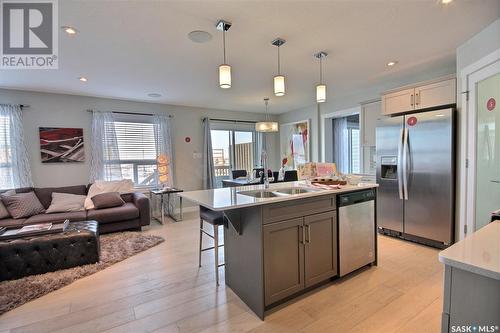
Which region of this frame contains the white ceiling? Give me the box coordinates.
[1,0,499,114]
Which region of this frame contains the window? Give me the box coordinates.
[332,114,360,174]
[348,127,360,173]
[0,115,13,189]
[104,120,158,187]
[210,123,257,187]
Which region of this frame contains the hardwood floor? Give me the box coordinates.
[0,211,444,333]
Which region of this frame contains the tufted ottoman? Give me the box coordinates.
[0,221,100,281]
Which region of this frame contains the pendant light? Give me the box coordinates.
[315,51,327,103]
[272,38,286,96]
[216,20,232,89]
[256,98,279,132]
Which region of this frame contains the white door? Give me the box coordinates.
[467,59,500,231]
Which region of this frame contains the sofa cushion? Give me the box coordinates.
[46,192,86,213]
[87,203,139,224]
[35,185,88,209]
[24,211,87,225]
[85,180,134,210]
[0,218,26,228]
[0,190,15,219]
[91,192,125,209]
[0,192,45,219]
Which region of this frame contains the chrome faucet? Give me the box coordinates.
[261,149,269,189]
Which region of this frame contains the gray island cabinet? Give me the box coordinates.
[180,182,378,319]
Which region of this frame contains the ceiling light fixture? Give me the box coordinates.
[78,76,87,82]
[216,20,232,89]
[315,51,328,103]
[441,0,453,4]
[187,30,212,43]
[61,26,78,35]
[272,38,286,97]
[387,61,398,67]
[256,98,279,133]
[147,93,162,98]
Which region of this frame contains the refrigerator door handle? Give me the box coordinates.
[403,128,409,200]
[397,128,404,200]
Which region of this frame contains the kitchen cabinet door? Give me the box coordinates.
[362,101,382,146]
[304,211,337,287]
[382,88,415,115]
[263,218,305,305]
[415,78,456,110]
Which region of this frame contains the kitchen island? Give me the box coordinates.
[180,181,378,319]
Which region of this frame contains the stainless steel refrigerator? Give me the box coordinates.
[376,108,455,248]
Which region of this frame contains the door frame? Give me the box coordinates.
[460,48,500,238]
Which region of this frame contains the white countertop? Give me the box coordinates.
[439,221,500,280]
[179,181,378,211]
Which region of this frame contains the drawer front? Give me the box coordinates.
[263,195,336,224]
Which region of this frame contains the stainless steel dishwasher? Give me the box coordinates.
[338,189,376,277]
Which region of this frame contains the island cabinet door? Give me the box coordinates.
[263,218,305,306]
[304,211,338,288]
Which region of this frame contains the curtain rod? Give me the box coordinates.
[0,104,30,108]
[208,118,257,124]
[86,110,173,118]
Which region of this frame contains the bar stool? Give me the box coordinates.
[199,206,225,286]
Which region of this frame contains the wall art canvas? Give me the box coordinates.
[39,127,85,163]
[280,120,310,169]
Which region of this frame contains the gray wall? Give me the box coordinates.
[0,89,279,190]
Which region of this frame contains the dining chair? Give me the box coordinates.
[283,170,298,182]
[231,169,247,179]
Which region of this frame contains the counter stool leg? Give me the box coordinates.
[214,224,219,286]
[198,219,203,267]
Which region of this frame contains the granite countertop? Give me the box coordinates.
[439,221,500,280]
[179,181,378,211]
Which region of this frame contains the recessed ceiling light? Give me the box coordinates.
[435,114,445,117]
[61,26,78,35]
[188,30,212,43]
[387,61,398,67]
[147,93,162,98]
[78,76,87,82]
[441,0,453,4]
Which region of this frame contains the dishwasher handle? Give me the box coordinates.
[338,189,375,207]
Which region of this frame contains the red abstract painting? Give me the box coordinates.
[39,127,85,163]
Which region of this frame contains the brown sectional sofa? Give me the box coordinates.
[0,185,150,233]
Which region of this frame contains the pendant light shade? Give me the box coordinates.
[315,51,328,103]
[219,64,231,89]
[216,20,232,89]
[274,75,285,96]
[256,98,279,133]
[316,84,326,103]
[272,38,286,97]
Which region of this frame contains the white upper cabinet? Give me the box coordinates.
[361,100,381,146]
[382,77,456,115]
[414,78,456,110]
[382,88,415,116]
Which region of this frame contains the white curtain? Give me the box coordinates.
[89,111,122,182]
[202,117,215,189]
[0,104,33,189]
[153,114,174,187]
[333,117,349,173]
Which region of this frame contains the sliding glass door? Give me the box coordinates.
[211,126,256,187]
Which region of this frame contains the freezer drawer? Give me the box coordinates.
[338,191,376,277]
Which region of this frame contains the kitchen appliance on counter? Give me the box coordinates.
[338,189,376,276]
[376,107,455,248]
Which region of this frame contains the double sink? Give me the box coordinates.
[238,187,319,198]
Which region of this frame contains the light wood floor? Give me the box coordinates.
[0,211,444,333]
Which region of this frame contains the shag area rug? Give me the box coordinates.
[0,231,164,315]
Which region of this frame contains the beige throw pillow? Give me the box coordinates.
[0,190,15,219]
[46,192,86,214]
[84,179,134,210]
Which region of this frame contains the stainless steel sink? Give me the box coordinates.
[274,187,318,195]
[238,190,280,198]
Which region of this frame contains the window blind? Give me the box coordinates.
[104,121,157,160]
